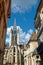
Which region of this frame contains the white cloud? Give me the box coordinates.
[7,26,13,35]
[28,29,33,34]
[6,26,13,44]
[6,26,33,44]
[6,38,10,43]
[19,28,33,43]
[11,0,38,13]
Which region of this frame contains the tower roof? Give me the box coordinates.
[13,19,17,33]
[29,32,37,41]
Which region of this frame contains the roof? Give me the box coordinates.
[34,0,43,19]
[29,32,37,41]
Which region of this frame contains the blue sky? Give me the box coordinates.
[6,0,40,45]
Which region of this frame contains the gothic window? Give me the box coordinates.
[14,47,15,52]
[13,56,15,63]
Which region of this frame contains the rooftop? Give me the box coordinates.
[29,32,37,41]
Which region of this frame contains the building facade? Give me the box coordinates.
[24,0,43,65]
[24,32,41,65]
[0,0,11,65]
[3,19,24,65]
[34,0,43,65]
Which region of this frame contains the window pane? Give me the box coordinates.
[13,57,15,62]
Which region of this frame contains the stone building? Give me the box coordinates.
[34,0,43,65]
[3,45,18,65]
[0,0,11,65]
[24,0,43,65]
[24,32,41,65]
[3,19,24,65]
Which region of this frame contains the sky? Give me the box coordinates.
[6,0,40,45]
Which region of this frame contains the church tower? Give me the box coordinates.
[10,19,20,46]
[11,19,17,45]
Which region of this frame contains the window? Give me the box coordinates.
[14,47,15,52]
[13,56,15,63]
[36,56,39,59]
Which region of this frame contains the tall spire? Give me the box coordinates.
[14,18,16,27]
[13,18,17,33]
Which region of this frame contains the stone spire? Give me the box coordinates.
[13,18,17,33]
[11,18,17,45]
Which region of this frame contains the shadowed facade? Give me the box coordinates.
[0,0,11,65]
